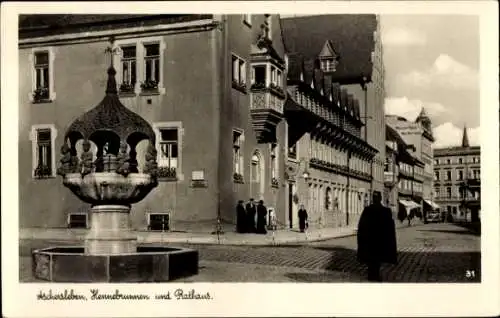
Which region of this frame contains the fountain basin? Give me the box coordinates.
[32,246,198,282]
[63,172,157,205]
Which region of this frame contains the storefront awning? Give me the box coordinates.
[424,199,440,210]
[399,200,420,209]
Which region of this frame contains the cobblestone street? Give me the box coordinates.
[20,222,480,283]
[178,222,480,282]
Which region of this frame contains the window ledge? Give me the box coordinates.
[232,82,248,94]
[158,177,178,182]
[32,99,53,104]
[33,175,57,180]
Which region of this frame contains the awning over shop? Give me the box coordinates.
[399,200,420,210]
[424,199,440,210]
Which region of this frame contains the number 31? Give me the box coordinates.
[466,270,476,278]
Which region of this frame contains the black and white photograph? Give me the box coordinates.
[2,1,499,317]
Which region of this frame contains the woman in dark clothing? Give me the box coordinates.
[256,200,268,234]
[298,205,308,233]
[357,191,397,282]
[236,200,246,233]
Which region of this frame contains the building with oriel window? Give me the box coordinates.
[19,14,291,233]
[280,14,384,229]
[19,14,386,235]
[433,126,480,222]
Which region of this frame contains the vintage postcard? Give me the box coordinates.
[1,1,499,317]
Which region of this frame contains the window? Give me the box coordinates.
[34,51,50,100]
[232,54,247,89]
[446,170,451,181]
[148,213,170,231]
[233,129,244,176]
[435,187,440,198]
[452,206,457,215]
[458,170,464,181]
[153,122,183,180]
[114,38,165,95]
[320,58,336,72]
[30,125,57,179]
[159,129,178,169]
[243,14,252,26]
[434,159,439,165]
[67,213,88,229]
[252,65,266,87]
[119,45,136,92]
[30,48,55,102]
[447,159,451,165]
[143,43,160,86]
[447,187,452,198]
[458,158,463,164]
[473,169,480,180]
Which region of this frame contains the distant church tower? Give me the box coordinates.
[461,124,470,148]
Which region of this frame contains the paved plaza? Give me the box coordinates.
[20,222,480,283]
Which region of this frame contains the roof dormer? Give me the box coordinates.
[318,40,339,73]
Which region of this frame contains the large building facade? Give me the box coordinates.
[433,127,481,222]
[19,14,384,233]
[280,14,385,228]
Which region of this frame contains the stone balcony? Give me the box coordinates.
[250,87,285,143]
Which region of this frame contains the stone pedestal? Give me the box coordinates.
[85,205,137,255]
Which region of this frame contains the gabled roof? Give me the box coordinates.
[281,14,377,84]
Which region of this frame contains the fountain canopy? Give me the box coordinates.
[65,66,155,156]
[57,62,159,205]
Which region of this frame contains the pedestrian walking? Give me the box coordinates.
[236,200,246,233]
[298,204,308,233]
[256,200,268,234]
[357,191,397,282]
[245,198,257,233]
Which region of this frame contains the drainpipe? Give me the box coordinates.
[362,79,373,203]
[213,16,226,232]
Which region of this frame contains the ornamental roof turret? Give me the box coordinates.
[64,62,155,151]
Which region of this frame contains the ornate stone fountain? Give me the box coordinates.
[32,49,198,282]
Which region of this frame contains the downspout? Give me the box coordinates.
[213,16,226,225]
[362,79,373,203]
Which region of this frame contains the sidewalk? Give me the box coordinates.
[20,220,424,246]
[20,226,358,246]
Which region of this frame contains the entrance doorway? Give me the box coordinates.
[250,151,264,200]
[288,182,298,229]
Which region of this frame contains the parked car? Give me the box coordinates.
[427,212,441,223]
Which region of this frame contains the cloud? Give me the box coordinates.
[384,97,447,122]
[432,122,480,148]
[399,54,479,90]
[382,27,427,46]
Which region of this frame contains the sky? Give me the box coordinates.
[380,15,480,148]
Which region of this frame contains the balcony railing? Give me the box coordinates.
[250,90,284,114]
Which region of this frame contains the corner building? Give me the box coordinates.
[19,14,385,234]
[19,14,289,232]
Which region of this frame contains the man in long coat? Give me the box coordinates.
[245,198,257,233]
[256,200,268,234]
[236,200,246,233]
[357,191,397,282]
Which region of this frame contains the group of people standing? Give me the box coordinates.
[236,198,269,234]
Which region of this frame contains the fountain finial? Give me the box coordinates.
[105,36,118,95]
